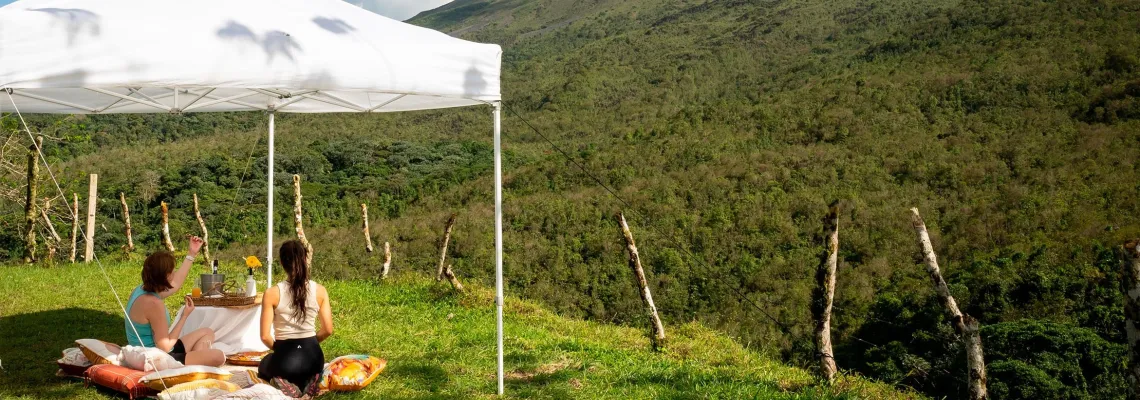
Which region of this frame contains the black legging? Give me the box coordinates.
[258,336,324,390]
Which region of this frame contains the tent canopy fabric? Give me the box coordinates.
[0,0,502,113]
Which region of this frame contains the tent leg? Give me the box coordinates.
[267,112,275,287]
[493,102,504,396]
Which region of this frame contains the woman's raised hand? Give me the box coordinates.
[187,236,205,257]
[183,295,196,316]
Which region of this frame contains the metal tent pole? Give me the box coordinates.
[267,112,275,287]
[493,102,504,395]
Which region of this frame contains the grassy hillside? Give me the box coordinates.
[0,262,916,399]
[1,0,1138,397]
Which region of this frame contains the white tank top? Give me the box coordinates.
[273,280,319,340]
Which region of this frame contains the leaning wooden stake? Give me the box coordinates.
[193,193,211,264]
[70,193,79,263]
[617,212,666,349]
[812,201,840,383]
[361,203,375,253]
[435,213,457,281]
[119,192,134,253]
[443,264,465,292]
[381,242,392,279]
[292,175,313,266]
[161,201,175,252]
[910,208,987,400]
[23,136,41,263]
[1121,240,1140,398]
[41,198,61,264]
[41,198,62,243]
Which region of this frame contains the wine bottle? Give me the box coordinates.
[211,259,219,275]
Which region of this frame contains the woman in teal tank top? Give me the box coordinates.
[125,236,224,367]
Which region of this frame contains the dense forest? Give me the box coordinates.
[2,0,1139,398]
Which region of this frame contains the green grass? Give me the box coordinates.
[0,262,918,399]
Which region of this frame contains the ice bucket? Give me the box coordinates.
[200,273,226,296]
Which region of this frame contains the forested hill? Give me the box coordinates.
[3,0,1140,398]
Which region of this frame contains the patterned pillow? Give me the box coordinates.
[85,364,158,400]
[157,379,240,400]
[319,355,387,392]
[141,365,233,391]
[76,339,122,366]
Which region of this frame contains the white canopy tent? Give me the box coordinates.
[0,0,507,394]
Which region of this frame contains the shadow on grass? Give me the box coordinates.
[0,307,123,398]
[385,362,451,392]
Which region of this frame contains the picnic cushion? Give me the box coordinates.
[214,383,292,400]
[156,379,240,400]
[141,365,233,391]
[76,339,122,366]
[318,355,387,392]
[225,351,268,366]
[120,345,183,372]
[57,347,92,377]
[85,364,158,400]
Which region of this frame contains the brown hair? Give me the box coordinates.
[279,240,311,321]
[142,252,175,293]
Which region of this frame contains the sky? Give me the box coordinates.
[0,0,456,21]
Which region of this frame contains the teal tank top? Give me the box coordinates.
[125,286,169,347]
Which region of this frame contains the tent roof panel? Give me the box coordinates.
[0,0,501,113]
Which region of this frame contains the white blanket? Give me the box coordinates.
[172,305,270,355]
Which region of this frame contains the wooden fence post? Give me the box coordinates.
[119,192,134,253]
[911,208,987,400]
[85,174,97,263]
[382,241,391,279]
[292,175,313,265]
[161,201,175,252]
[23,136,41,263]
[812,201,840,382]
[193,193,211,264]
[1120,240,1140,399]
[70,193,79,263]
[361,203,374,253]
[436,213,457,281]
[617,212,666,349]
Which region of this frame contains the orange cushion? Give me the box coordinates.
[85,364,158,400]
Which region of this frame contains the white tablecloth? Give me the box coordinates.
[173,305,269,355]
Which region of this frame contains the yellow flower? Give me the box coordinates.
[245,256,263,268]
